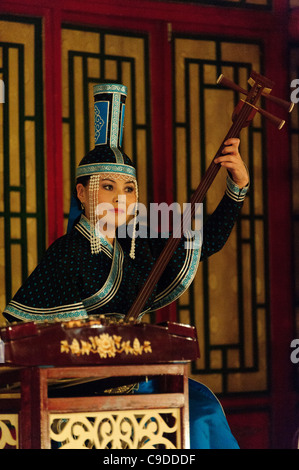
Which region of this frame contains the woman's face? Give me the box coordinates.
[76,176,137,230]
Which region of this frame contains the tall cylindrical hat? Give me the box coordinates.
[68,84,138,258]
[76,83,136,179]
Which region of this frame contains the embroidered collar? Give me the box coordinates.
[76,215,114,254]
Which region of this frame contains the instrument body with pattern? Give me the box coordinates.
[0,317,199,367]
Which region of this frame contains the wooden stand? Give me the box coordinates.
[0,362,190,449]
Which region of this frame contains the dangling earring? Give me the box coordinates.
[129,180,138,260]
[81,202,85,211]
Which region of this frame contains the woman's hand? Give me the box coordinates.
[214,138,249,188]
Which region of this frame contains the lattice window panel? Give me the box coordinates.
[0,17,45,322]
[172,35,269,394]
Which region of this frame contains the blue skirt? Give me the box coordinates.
[136,378,239,449]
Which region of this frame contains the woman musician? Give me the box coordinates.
[3,84,249,449]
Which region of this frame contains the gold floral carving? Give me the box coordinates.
[50,409,180,449]
[61,333,152,358]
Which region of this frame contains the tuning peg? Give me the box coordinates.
[256,106,285,129]
[239,99,285,129]
[217,74,294,113]
[217,74,247,95]
[262,93,294,113]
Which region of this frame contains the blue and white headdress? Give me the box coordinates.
[68,83,138,258]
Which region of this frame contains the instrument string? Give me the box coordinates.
[125,89,260,321]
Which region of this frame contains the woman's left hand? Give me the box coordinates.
[214,138,249,188]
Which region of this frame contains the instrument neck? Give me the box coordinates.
[125,98,255,322]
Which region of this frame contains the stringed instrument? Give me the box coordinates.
[124,70,293,322]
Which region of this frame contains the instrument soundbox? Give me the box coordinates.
[0,317,200,367]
